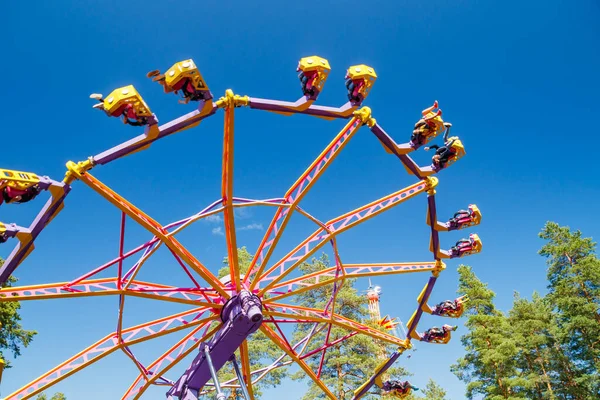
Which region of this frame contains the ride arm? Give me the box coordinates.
[369,123,417,155]
[425,190,443,259]
[168,292,263,398]
[352,347,407,399]
[434,233,482,259]
[368,123,439,178]
[426,207,451,232]
[250,61,376,121]
[436,248,453,258]
[0,222,29,243]
[430,204,482,232]
[248,96,319,115]
[405,275,439,340]
[0,181,70,284]
[248,92,361,121]
[90,99,217,166]
[416,281,436,314]
[247,56,330,116]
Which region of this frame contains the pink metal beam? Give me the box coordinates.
[0,278,218,307]
[245,117,363,289]
[117,212,126,290]
[165,247,203,290]
[69,198,230,289]
[316,244,344,378]
[265,262,438,302]
[301,331,359,360]
[263,304,295,353]
[317,323,333,378]
[263,319,316,323]
[265,304,407,347]
[201,322,334,396]
[256,180,429,293]
[5,308,215,400]
[122,320,220,399]
[67,238,161,287]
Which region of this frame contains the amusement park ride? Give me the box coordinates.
[0,56,482,399]
[365,281,401,337]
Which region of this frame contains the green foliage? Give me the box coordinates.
[538,222,600,398]
[0,258,37,368]
[35,393,66,400]
[419,378,448,400]
[508,292,559,399]
[452,222,600,400]
[289,254,410,400]
[451,265,523,399]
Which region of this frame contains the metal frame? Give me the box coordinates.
[0,56,482,400]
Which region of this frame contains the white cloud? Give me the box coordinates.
[234,208,251,219]
[212,227,224,236]
[205,214,223,223]
[239,223,264,231]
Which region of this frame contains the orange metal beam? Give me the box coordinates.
[123,321,221,399]
[0,278,220,308]
[222,104,241,292]
[6,310,217,399]
[67,169,228,298]
[264,262,438,303]
[239,340,256,400]
[257,180,431,295]
[260,325,336,399]
[264,305,406,348]
[247,117,364,290]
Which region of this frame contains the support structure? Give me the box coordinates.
[0,56,482,400]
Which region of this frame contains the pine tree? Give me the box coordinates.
[509,292,558,399]
[35,393,66,400]
[538,222,600,398]
[290,254,410,400]
[0,258,37,369]
[450,265,524,399]
[418,378,448,400]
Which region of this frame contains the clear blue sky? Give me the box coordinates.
[1,0,599,399]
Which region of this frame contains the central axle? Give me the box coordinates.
[167,290,263,399]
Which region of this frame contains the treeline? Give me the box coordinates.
[452,222,600,399]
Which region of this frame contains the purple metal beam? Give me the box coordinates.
[301,331,359,361]
[247,96,313,114]
[232,197,287,205]
[406,276,438,336]
[0,176,66,242]
[93,101,218,165]
[167,291,263,398]
[0,182,71,284]
[200,322,329,395]
[399,155,437,179]
[369,123,416,154]
[0,223,29,241]
[369,123,437,179]
[248,98,359,120]
[427,195,441,256]
[36,176,59,190]
[296,101,360,119]
[121,239,160,282]
[351,349,404,400]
